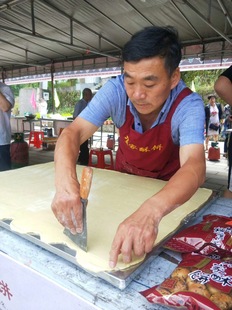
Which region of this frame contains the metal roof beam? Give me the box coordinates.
[1,0,122,55]
[217,0,232,28]
[1,4,97,52]
[0,59,44,67]
[125,0,154,25]
[170,0,202,41]
[0,0,28,12]
[182,34,232,46]
[84,0,132,36]
[183,0,232,45]
[0,36,50,60]
[0,26,67,58]
[1,1,95,52]
[0,25,120,59]
[37,0,121,50]
[30,0,35,35]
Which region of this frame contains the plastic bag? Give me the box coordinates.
[164,214,232,254]
[140,252,232,309]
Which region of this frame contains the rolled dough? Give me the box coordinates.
[0,162,212,273]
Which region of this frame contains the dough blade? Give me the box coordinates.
[63,167,93,252]
[63,198,88,251]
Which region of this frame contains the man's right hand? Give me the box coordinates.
[51,180,83,234]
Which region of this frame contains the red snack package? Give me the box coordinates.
[164,215,232,254]
[140,252,232,309]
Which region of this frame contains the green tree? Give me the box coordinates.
[9,69,229,116]
[45,80,80,114]
[55,90,80,115]
[181,69,224,104]
[10,82,40,97]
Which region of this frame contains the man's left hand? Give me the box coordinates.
[109,203,158,268]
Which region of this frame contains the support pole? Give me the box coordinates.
[51,63,55,114]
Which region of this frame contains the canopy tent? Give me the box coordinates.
[0,0,232,82]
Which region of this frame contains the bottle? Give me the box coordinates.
[10,133,29,169]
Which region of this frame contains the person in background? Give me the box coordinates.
[204,94,223,151]
[73,88,93,165]
[214,65,232,199]
[52,26,206,268]
[221,103,232,156]
[0,82,15,171]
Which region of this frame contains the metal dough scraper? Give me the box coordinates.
[63,166,93,251]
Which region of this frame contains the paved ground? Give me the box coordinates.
[26,140,229,197]
[203,146,228,194]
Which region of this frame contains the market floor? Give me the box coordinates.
[26,141,229,196]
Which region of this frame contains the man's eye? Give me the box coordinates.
[145,84,155,88]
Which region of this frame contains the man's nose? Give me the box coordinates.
[132,87,146,100]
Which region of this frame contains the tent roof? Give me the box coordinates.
[0,0,232,81]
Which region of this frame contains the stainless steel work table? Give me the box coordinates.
[0,196,231,309]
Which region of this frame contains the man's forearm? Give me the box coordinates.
[214,76,232,106]
[54,127,80,190]
[149,155,206,220]
[0,92,11,112]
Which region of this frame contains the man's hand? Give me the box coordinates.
[109,203,159,269]
[52,120,97,234]
[51,180,83,234]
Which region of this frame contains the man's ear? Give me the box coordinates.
[171,67,181,90]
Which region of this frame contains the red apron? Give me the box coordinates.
[115,88,192,180]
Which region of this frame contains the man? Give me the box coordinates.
[51,26,206,268]
[73,88,92,165]
[204,94,223,151]
[214,65,232,199]
[0,82,15,171]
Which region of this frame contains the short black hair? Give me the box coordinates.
[122,26,182,76]
[207,94,217,100]
[82,88,92,96]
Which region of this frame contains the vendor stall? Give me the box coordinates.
[0,162,226,309]
[10,116,118,150]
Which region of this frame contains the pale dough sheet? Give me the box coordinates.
[0,162,212,272]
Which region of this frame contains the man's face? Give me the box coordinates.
[86,92,93,102]
[123,57,180,117]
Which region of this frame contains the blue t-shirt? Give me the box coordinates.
[80,75,205,146]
